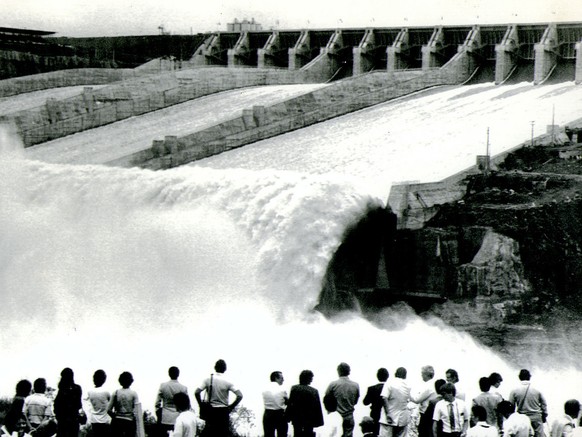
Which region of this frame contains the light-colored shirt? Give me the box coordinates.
[433,399,469,434]
[198,373,240,408]
[550,414,576,437]
[411,379,437,414]
[85,387,111,424]
[262,382,288,411]
[380,377,411,427]
[24,393,53,426]
[109,388,139,421]
[155,380,188,425]
[503,412,534,437]
[172,410,198,437]
[509,382,547,420]
[468,421,499,437]
[472,392,502,429]
[325,377,360,416]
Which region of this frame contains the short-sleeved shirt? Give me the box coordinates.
[262,382,288,411]
[110,389,139,421]
[198,373,239,408]
[173,410,198,437]
[85,388,111,424]
[433,399,469,434]
[24,394,53,426]
[468,422,499,437]
[503,412,534,437]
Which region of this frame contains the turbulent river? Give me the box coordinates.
[3,81,582,436]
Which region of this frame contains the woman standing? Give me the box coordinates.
[108,371,140,437]
[53,368,83,437]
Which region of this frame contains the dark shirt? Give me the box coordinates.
[286,384,324,429]
[54,384,83,423]
[4,396,27,433]
[363,383,385,423]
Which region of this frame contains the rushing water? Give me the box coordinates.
[3,81,582,436]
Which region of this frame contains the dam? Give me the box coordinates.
[1,19,582,436]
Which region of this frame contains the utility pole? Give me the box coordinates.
[530,120,535,147]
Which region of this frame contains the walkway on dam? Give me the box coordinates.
[25,83,326,165]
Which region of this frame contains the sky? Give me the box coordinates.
[2,0,581,37]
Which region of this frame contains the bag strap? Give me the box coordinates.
[517,384,530,413]
[206,374,213,403]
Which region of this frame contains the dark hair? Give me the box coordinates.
[119,371,134,388]
[377,368,389,382]
[270,371,282,382]
[446,369,459,382]
[472,405,488,422]
[489,372,503,385]
[518,369,531,381]
[479,377,491,392]
[215,359,227,373]
[434,379,447,395]
[299,370,314,385]
[15,379,32,397]
[337,362,351,377]
[395,367,407,379]
[173,392,190,412]
[440,382,456,396]
[497,400,515,417]
[169,366,180,379]
[565,399,581,418]
[93,370,107,387]
[33,378,47,394]
[58,368,75,390]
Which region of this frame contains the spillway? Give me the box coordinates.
[2,80,582,437]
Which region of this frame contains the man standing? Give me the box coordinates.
[432,383,469,437]
[508,370,548,437]
[195,359,243,437]
[471,377,502,431]
[325,362,360,437]
[364,368,389,436]
[379,367,411,437]
[155,366,188,437]
[550,399,580,437]
[411,366,437,437]
[262,371,288,437]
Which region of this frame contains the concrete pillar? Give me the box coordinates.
[576,41,582,84]
[289,31,310,70]
[353,29,375,75]
[300,31,343,80]
[190,34,219,66]
[258,32,279,68]
[421,27,444,70]
[227,32,251,67]
[494,25,518,84]
[534,24,558,84]
[387,29,408,72]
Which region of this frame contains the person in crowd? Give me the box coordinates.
[467,405,497,437]
[108,371,139,437]
[508,369,548,437]
[262,371,288,437]
[361,416,378,437]
[427,379,447,437]
[445,369,465,401]
[325,362,360,437]
[363,367,390,437]
[155,366,188,437]
[24,378,55,437]
[412,365,438,437]
[194,359,243,437]
[550,399,580,437]
[432,383,469,437]
[3,379,32,435]
[172,392,198,437]
[85,369,111,437]
[379,367,411,437]
[498,400,533,437]
[488,373,504,400]
[471,377,502,430]
[53,368,83,437]
[285,369,324,437]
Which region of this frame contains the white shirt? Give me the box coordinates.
[379,377,411,426]
[171,410,198,437]
[85,387,111,424]
[433,399,469,434]
[262,382,287,411]
[503,412,534,437]
[411,379,436,414]
[468,421,499,437]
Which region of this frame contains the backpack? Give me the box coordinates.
[323,392,337,413]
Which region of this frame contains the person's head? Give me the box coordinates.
[299,370,314,385]
[337,362,351,377]
[59,368,75,389]
[377,368,389,382]
[421,365,435,382]
[472,405,488,422]
[119,371,134,389]
[395,367,407,379]
[445,369,459,384]
[214,359,227,373]
[15,379,32,397]
[489,372,503,388]
[564,399,581,419]
[518,369,531,381]
[93,370,107,388]
[173,392,191,412]
[440,382,457,402]
[270,371,284,385]
[497,400,515,419]
[169,366,180,380]
[360,416,375,434]
[479,377,491,393]
[435,379,447,396]
[33,378,47,394]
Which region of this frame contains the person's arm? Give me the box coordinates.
[229,390,243,412]
[155,385,163,410]
[433,420,440,437]
[194,388,203,407]
[539,392,548,423]
[363,387,373,406]
[461,403,469,436]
